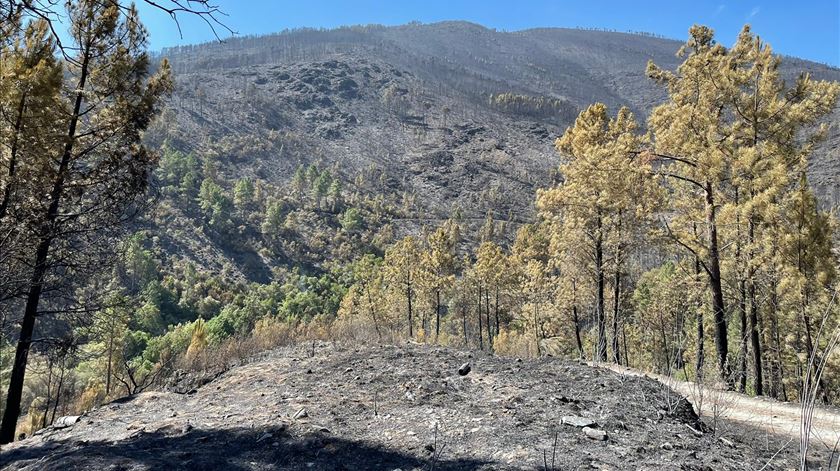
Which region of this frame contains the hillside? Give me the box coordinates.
[143,21,840,281]
[5,9,840,465]
[0,342,820,470]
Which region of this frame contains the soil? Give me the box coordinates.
[0,342,832,470]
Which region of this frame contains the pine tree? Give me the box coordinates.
[473,241,508,344]
[777,176,837,400]
[292,164,307,202]
[646,24,839,386]
[0,19,63,310]
[725,26,839,395]
[421,222,459,340]
[0,1,172,443]
[313,170,332,210]
[198,178,232,232]
[383,236,422,338]
[509,223,551,355]
[233,177,255,209]
[350,254,385,339]
[538,104,654,362]
[0,19,61,221]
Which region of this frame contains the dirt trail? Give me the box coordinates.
[595,363,840,448]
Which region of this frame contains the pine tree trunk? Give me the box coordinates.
[477,285,483,350]
[105,334,113,395]
[705,182,731,386]
[485,288,492,348]
[42,362,54,429]
[692,224,705,383]
[435,289,441,340]
[658,310,671,374]
[407,281,413,338]
[735,188,747,393]
[748,220,763,396]
[1,237,51,443]
[738,277,748,393]
[573,310,584,359]
[622,325,630,368]
[0,94,27,220]
[50,363,65,425]
[462,305,468,346]
[533,302,541,356]
[749,280,763,396]
[768,260,786,400]
[612,269,621,365]
[572,279,584,359]
[595,216,607,362]
[366,286,382,341]
[494,287,500,336]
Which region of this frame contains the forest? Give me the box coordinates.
[0,0,839,451]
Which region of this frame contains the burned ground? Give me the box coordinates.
[1,342,813,470]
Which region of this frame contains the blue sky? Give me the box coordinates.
[135,0,839,65]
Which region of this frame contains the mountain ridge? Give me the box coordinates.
[141,21,840,282]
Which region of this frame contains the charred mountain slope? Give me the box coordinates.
[140,21,840,280]
[154,21,840,209]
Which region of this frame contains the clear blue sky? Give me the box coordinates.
[135,0,839,66]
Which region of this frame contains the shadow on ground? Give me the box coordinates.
[1,425,493,471]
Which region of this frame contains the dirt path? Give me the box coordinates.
[594,363,840,449]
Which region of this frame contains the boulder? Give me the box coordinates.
[52,416,81,429]
[583,427,608,441]
[561,415,596,428]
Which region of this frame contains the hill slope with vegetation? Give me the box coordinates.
[140,20,840,281]
[3,14,840,466]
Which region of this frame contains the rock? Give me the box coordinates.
[458,362,471,376]
[294,408,309,419]
[52,416,81,429]
[583,427,608,441]
[562,415,597,428]
[686,424,704,437]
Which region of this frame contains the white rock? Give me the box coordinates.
[52,416,81,429]
[583,427,608,441]
[562,415,597,428]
